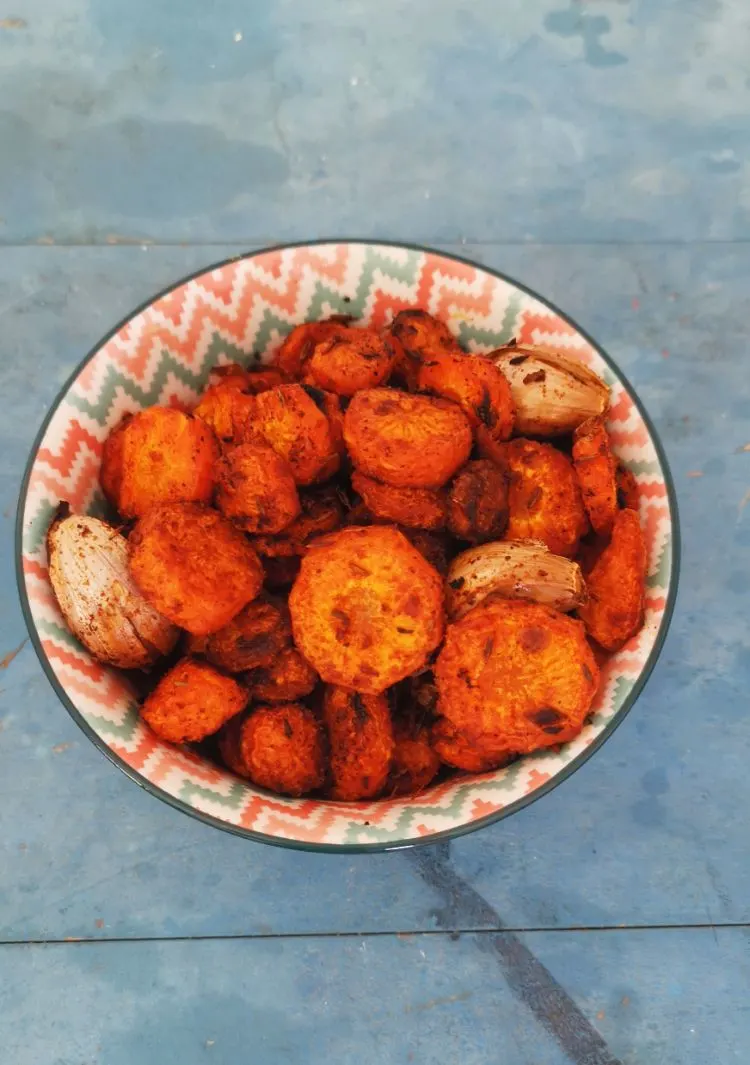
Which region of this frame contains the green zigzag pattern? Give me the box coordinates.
[26,490,114,555]
[68,330,274,424]
[25,498,58,557]
[341,775,535,843]
[252,309,302,356]
[588,675,636,728]
[37,619,86,653]
[181,779,248,811]
[612,672,637,704]
[83,704,141,742]
[493,759,525,793]
[647,538,672,589]
[457,293,523,349]
[345,248,421,320]
[531,745,576,764]
[87,489,114,522]
[619,457,661,476]
[362,247,423,287]
[202,332,254,367]
[253,252,424,353]
[305,283,365,323]
[68,351,213,423]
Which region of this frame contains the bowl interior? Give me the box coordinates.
[18,242,675,850]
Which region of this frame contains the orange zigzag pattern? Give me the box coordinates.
[472,798,503,818]
[247,246,351,288]
[240,794,333,829]
[368,290,422,330]
[53,665,132,711]
[153,287,188,326]
[517,311,582,345]
[367,258,496,332]
[44,641,110,684]
[111,732,159,769]
[262,810,341,841]
[638,482,668,500]
[608,390,633,423]
[37,422,102,476]
[415,255,477,308]
[77,355,103,394]
[643,504,670,556]
[342,771,481,826]
[23,558,49,580]
[293,246,350,286]
[76,251,499,402]
[645,595,667,612]
[150,747,229,788]
[193,269,238,305]
[249,253,283,282]
[608,423,649,448]
[27,585,57,612]
[434,274,495,322]
[105,262,307,384]
[31,457,101,510]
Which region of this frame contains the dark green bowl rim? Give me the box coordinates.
[15,239,681,854]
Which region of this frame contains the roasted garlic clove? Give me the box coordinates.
[492,345,609,436]
[47,505,179,669]
[446,539,586,620]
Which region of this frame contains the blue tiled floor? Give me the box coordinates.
[2,4,748,1062]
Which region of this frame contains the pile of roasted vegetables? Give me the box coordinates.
[47,310,647,800]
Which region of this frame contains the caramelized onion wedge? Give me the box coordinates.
[47,505,179,669]
[492,345,609,436]
[446,539,586,620]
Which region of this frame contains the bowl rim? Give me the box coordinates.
[15,238,681,853]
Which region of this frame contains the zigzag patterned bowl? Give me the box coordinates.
[16,242,679,851]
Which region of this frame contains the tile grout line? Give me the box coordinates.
[0,921,748,947]
[2,239,750,249]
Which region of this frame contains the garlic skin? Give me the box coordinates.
[47,506,179,669]
[446,539,586,620]
[491,345,609,436]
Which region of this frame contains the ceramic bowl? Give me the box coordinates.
[16,241,679,851]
